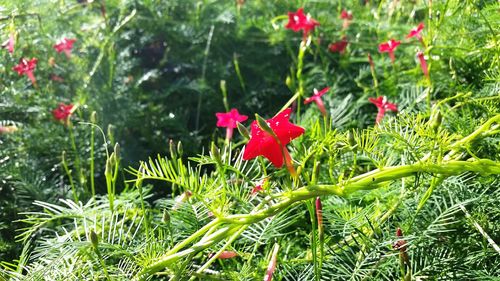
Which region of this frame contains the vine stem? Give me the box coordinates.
[134,158,500,280]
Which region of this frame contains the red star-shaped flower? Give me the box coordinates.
[406,23,424,40]
[285,8,320,40]
[12,58,38,85]
[52,103,76,124]
[328,36,348,53]
[243,108,305,168]
[368,96,398,124]
[304,87,330,117]
[54,38,77,58]
[216,108,248,141]
[378,39,401,63]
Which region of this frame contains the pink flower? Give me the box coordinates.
[52,103,76,124]
[216,108,248,141]
[251,178,268,194]
[53,38,77,58]
[304,87,330,117]
[0,125,18,134]
[368,96,397,124]
[2,33,15,53]
[340,10,353,29]
[416,51,429,79]
[406,23,424,40]
[285,8,320,40]
[328,36,348,53]
[213,251,238,259]
[264,244,280,281]
[243,108,305,171]
[378,39,401,63]
[12,58,38,85]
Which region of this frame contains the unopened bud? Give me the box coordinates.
[264,243,279,281]
[90,230,99,248]
[285,76,292,89]
[105,157,113,176]
[211,142,222,164]
[177,142,183,156]
[237,122,250,140]
[347,131,356,147]
[169,139,177,159]
[90,111,97,123]
[113,143,120,159]
[255,114,277,141]
[316,197,323,238]
[162,209,170,224]
[430,111,442,132]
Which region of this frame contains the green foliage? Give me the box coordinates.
[0,0,499,280]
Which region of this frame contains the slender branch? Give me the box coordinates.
[134,159,500,280]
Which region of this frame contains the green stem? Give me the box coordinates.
[134,159,500,280]
[90,124,95,200]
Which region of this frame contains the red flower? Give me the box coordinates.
[340,10,353,20]
[304,87,330,117]
[53,38,77,58]
[368,96,397,124]
[285,8,320,40]
[406,23,424,40]
[216,108,248,141]
[52,103,76,123]
[340,10,353,29]
[328,36,348,53]
[416,51,429,79]
[243,108,305,169]
[378,39,401,63]
[12,58,38,85]
[315,197,323,232]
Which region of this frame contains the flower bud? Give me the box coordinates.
[264,243,279,281]
[237,122,250,140]
[255,114,278,141]
[90,230,99,248]
[113,143,120,160]
[285,75,292,89]
[162,209,170,224]
[177,141,183,156]
[90,111,97,123]
[211,142,222,165]
[169,139,177,159]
